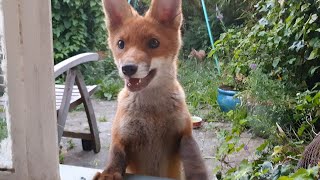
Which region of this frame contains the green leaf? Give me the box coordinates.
[309,38,320,48]
[63,20,71,29]
[278,176,292,180]
[236,144,245,152]
[301,4,310,11]
[272,57,280,68]
[90,1,96,7]
[272,146,283,156]
[310,66,320,75]
[308,49,319,60]
[207,49,215,58]
[256,141,269,152]
[309,14,318,24]
[298,124,306,136]
[288,58,296,64]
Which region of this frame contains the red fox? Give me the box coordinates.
[94,0,208,179]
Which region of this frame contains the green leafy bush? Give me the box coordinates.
[182,0,259,57]
[52,0,107,63]
[213,0,320,90]
[77,55,123,101]
[292,88,320,141]
[95,70,123,100]
[210,0,320,138]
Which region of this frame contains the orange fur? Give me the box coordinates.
[94,0,208,179]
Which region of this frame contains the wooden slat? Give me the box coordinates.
[62,131,92,140]
[54,53,99,78]
[55,85,96,92]
[55,85,97,111]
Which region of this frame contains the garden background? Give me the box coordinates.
[17,0,319,179]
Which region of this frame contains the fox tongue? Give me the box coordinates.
[129,78,140,85]
[125,69,156,92]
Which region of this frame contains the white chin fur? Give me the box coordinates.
[147,58,176,88]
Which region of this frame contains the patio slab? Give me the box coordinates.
[61,99,264,179]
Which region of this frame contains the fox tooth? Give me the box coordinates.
[139,79,142,83]
[128,83,131,87]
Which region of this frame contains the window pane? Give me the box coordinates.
[0,0,12,169]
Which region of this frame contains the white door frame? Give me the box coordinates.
[0,0,60,179]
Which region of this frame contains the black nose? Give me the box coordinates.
[122,65,138,76]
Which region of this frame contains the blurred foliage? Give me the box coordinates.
[182,0,260,57]
[79,54,122,100]
[0,118,7,141]
[51,0,107,63]
[178,59,222,120]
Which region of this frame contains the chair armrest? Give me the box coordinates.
[54,53,99,78]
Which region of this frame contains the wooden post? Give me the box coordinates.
[0,0,60,179]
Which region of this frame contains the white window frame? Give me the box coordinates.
[0,0,60,179]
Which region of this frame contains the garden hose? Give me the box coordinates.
[201,0,221,75]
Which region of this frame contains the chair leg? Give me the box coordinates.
[75,70,101,153]
[57,70,76,144]
[81,139,93,151]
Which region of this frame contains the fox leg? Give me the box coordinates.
[93,143,127,180]
[179,135,209,180]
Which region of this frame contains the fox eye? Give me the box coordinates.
[118,40,125,49]
[148,38,160,49]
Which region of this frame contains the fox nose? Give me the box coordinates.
[122,65,138,77]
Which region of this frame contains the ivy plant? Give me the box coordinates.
[51,0,107,63]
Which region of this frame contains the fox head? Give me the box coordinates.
[102,0,182,92]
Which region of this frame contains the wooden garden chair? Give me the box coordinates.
[54,53,100,153]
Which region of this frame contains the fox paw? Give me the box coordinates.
[93,171,122,180]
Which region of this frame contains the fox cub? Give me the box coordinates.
[94,0,209,179]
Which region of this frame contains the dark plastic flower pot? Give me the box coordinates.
[217,87,241,112]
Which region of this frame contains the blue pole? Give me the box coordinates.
[128,0,131,4]
[200,0,221,75]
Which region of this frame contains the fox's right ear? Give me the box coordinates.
[102,0,134,30]
[146,0,182,29]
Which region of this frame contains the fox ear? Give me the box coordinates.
[147,0,182,29]
[102,0,134,30]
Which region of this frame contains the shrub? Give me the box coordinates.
[210,0,320,138]
[182,0,259,57]
[94,70,123,100]
[213,0,320,91]
[51,0,107,63]
[77,55,123,101]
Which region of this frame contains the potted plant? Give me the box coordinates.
[217,74,240,112]
[216,63,249,112]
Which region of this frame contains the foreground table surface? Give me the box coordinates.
[60,164,174,180]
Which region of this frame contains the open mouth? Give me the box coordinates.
[125,69,157,92]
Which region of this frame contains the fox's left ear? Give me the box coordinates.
[102,0,135,31]
[146,0,182,29]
